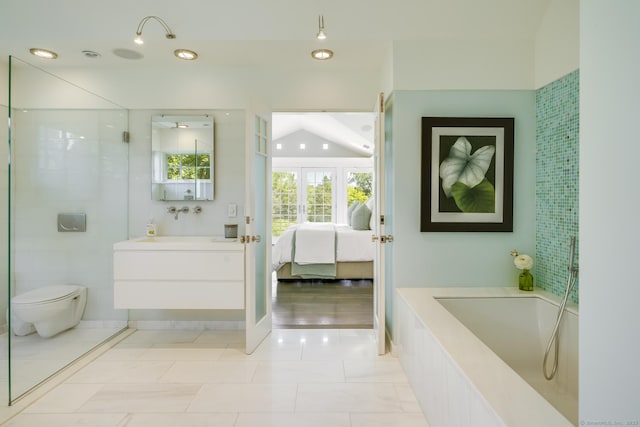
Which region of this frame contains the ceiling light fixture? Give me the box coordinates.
[174,49,198,60]
[134,15,176,45]
[311,49,333,60]
[316,15,327,40]
[29,48,58,59]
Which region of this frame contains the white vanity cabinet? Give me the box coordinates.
[113,237,244,309]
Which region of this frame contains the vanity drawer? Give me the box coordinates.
[114,250,244,281]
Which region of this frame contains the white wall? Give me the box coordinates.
[127,109,246,323]
[580,0,640,422]
[534,0,580,88]
[128,109,245,238]
[48,64,386,112]
[390,90,536,292]
[11,109,129,321]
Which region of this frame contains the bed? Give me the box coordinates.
[272,222,375,280]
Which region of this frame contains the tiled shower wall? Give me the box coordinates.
[535,70,579,304]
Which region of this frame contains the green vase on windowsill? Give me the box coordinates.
[519,269,534,291]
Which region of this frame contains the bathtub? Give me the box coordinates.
[395,287,577,427]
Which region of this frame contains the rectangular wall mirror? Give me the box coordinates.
[151,115,214,201]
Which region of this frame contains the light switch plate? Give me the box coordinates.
[228,203,237,217]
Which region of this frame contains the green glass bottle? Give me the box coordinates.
[519,269,534,291]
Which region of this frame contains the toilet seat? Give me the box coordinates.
[12,285,82,305]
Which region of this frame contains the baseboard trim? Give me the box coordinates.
[128,320,246,330]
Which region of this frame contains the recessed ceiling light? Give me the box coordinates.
[29,48,57,59]
[174,49,198,60]
[311,49,333,60]
[322,143,329,150]
[276,143,282,150]
[300,143,306,150]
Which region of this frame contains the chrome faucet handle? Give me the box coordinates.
[167,206,177,214]
[193,206,202,214]
[179,206,190,213]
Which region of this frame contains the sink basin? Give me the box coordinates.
[114,235,239,251]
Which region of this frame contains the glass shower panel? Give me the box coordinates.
[5,57,129,403]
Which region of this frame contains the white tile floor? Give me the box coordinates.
[1,329,430,427]
[0,326,125,403]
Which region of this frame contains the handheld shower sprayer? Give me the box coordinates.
[543,236,578,380]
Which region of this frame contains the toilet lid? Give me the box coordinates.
[12,285,82,304]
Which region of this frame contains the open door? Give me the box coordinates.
[372,92,388,355]
[245,108,272,354]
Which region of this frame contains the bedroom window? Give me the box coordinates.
[304,169,334,223]
[272,171,299,236]
[346,170,373,206]
[272,168,336,236]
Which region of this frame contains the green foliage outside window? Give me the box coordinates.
[167,153,211,180]
[306,175,332,222]
[347,172,372,206]
[272,171,298,236]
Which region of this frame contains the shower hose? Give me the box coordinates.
[542,237,578,380]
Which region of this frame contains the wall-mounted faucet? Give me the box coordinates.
[167,206,189,220]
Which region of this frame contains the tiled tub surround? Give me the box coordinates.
[395,288,577,427]
[535,70,580,304]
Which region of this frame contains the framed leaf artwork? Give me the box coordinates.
[420,117,514,232]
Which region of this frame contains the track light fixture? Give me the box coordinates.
[316,15,327,40]
[134,15,176,45]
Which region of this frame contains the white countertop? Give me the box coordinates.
[114,236,243,251]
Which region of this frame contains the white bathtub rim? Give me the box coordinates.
[396,286,574,427]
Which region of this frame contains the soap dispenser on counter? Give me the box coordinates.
[145,218,157,237]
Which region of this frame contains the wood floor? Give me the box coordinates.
[272,279,373,329]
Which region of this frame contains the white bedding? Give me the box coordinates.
[293,222,336,265]
[272,223,375,271]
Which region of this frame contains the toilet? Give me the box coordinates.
[11,285,87,338]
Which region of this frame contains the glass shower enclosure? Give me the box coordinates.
[2,57,129,403]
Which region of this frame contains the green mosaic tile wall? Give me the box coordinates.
[535,70,579,304]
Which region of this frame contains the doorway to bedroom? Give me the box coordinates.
[270,112,376,328]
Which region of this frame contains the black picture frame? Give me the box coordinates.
[420,117,514,232]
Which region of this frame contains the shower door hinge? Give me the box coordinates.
[122,131,130,143]
[246,216,251,225]
[380,215,385,225]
